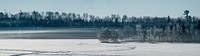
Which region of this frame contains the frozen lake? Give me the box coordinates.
[0,39,200,56]
[0,28,99,39]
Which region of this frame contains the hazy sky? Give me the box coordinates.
[0,0,199,17]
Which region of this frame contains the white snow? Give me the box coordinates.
[0,39,200,56]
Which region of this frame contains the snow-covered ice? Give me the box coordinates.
[0,39,200,56]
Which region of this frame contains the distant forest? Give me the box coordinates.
[0,10,200,42]
[0,10,199,28]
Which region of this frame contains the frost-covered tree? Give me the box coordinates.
[98,28,123,43]
[136,24,143,41]
[111,29,123,43]
[123,25,133,39]
[98,28,112,43]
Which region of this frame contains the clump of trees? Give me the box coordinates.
[97,10,199,43]
[0,10,200,42]
[98,28,123,43]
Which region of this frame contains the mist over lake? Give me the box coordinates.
[0,27,99,39]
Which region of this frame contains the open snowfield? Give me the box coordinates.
[0,39,200,56]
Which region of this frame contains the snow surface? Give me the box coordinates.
[0,39,200,56]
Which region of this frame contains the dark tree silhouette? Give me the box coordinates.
[183,10,191,21]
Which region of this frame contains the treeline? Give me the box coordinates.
[0,10,129,27]
[0,10,200,42]
[0,10,199,28]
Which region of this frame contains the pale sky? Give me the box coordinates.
[0,0,199,17]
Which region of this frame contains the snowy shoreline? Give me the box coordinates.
[0,39,200,56]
